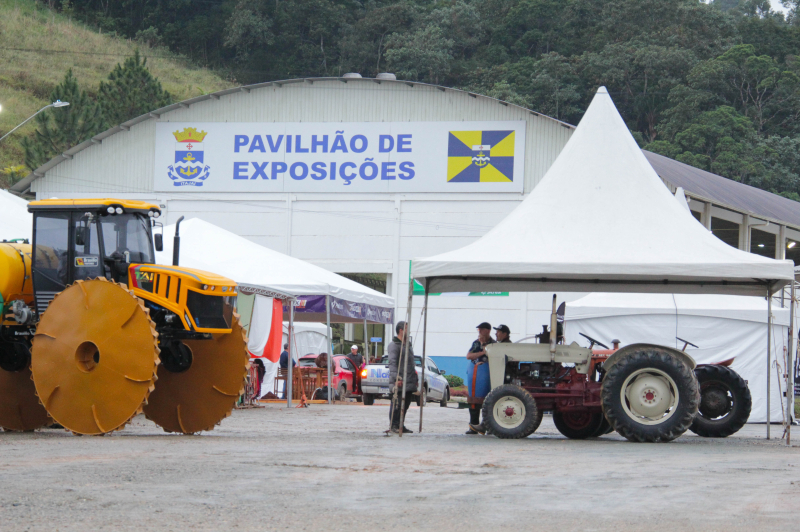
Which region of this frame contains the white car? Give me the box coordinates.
[361,355,450,407]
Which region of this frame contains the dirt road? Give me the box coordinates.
[1,403,797,531]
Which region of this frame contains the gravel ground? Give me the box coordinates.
[1,401,798,531]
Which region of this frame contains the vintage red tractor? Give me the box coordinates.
[480,297,752,442]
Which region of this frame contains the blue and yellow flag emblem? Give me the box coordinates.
[447,130,515,182]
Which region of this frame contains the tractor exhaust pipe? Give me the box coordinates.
[549,294,557,362]
[172,216,185,266]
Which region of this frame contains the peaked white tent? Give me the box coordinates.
[0,189,31,241]
[411,87,796,436]
[412,88,794,296]
[565,293,794,423]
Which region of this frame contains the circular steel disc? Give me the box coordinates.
[144,314,248,433]
[0,365,50,431]
[31,279,159,435]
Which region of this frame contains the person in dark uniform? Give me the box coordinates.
[466,322,495,435]
[346,344,364,393]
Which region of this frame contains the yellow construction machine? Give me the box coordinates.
[0,199,249,435]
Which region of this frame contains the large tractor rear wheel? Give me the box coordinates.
[0,342,50,431]
[689,365,751,438]
[481,384,539,439]
[143,313,248,433]
[601,347,699,442]
[31,279,160,435]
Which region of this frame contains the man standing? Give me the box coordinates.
[279,343,295,369]
[347,344,364,394]
[466,322,495,435]
[347,345,363,369]
[387,321,418,434]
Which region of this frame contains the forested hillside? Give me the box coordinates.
[5,0,800,200]
[0,0,233,187]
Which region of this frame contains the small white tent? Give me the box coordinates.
[0,190,31,241]
[156,218,393,309]
[565,293,794,423]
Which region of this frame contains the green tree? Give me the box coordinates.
[21,69,104,171]
[223,0,275,62]
[97,50,173,127]
[384,24,454,83]
[685,44,800,134]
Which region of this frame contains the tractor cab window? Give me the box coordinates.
[99,213,154,265]
[33,213,71,292]
[72,215,103,281]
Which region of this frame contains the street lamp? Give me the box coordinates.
[0,100,70,143]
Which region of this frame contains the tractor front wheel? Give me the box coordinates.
[481,384,539,439]
[601,347,699,442]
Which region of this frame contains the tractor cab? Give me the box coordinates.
[28,199,162,311]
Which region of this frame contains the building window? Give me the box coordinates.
[691,210,702,223]
[710,218,739,248]
[786,239,800,266]
[750,228,776,258]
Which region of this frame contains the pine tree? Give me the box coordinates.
[98,50,173,127]
[22,69,104,171]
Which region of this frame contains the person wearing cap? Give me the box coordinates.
[347,344,364,394]
[347,344,364,369]
[465,322,495,435]
[387,321,418,434]
[494,324,512,344]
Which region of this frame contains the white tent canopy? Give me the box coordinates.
[412,88,794,296]
[156,218,394,310]
[565,293,794,423]
[0,189,31,241]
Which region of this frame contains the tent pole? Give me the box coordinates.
[419,285,429,433]
[396,282,413,437]
[363,316,368,361]
[326,295,332,405]
[287,300,294,407]
[767,285,773,439]
[787,281,795,447]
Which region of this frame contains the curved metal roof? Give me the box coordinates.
[11,76,573,195]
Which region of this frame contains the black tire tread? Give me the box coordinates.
[481,384,539,439]
[602,348,699,443]
[362,393,375,406]
[689,365,751,438]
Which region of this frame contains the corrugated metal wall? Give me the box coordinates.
[33,79,573,196]
[31,79,577,369]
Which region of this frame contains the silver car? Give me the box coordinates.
[361,355,450,407]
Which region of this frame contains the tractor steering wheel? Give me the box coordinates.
[579,332,609,350]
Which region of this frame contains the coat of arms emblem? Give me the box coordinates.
[168,127,210,186]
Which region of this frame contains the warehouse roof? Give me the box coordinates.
[645,151,800,230]
[9,76,572,195]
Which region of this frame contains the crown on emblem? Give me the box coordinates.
[172,127,208,142]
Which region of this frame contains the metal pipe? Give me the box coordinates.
[286,300,294,407]
[767,288,772,438]
[172,216,185,266]
[419,286,429,433]
[549,294,558,362]
[788,281,795,446]
[326,295,332,404]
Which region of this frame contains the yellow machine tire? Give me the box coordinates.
[30,278,160,435]
[144,313,249,434]
[0,364,51,432]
